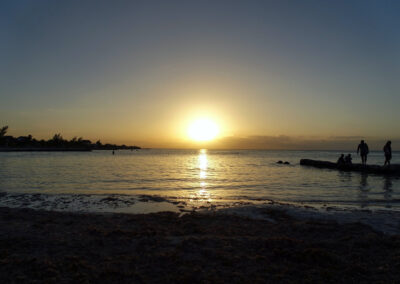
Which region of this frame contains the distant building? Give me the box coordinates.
[81,140,92,146]
[17,136,31,143]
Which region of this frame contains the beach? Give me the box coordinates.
[1,150,399,282]
[3,1,400,282]
[0,206,399,283]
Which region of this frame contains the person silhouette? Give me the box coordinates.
[337,154,345,165]
[383,140,392,166]
[345,154,352,165]
[357,140,369,166]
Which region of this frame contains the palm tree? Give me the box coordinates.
[50,133,64,146]
[0,126,8,137]
[0,126,9,145]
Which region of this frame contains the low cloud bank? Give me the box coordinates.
[211,135,398,151]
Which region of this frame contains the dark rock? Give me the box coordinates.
[100,197,119,202]
[277,161,283,164]
[138,195,166,202]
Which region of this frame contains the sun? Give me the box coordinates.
[188,118,220,141]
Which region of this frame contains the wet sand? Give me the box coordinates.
[0,206,399,283]
[1,192,400,235]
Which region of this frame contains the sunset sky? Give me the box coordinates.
[1,0,400,149]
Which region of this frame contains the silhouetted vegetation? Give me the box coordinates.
[0,126,140,151]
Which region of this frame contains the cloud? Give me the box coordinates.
[211,135,397,151]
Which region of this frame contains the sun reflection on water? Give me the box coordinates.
[199,153,207,171]
[189,149,212,204]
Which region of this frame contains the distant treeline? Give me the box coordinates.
[0,126,140,151]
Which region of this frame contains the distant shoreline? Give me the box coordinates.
[0,146,141,152]
[0,147,141,152]
[0,126,141,152]
[0,147,92,152]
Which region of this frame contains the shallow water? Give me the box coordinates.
[0,149,399,211]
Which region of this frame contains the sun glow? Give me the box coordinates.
[188,119,220,141]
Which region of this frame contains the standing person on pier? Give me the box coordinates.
[383,141,392,166]
[357,140,369,166]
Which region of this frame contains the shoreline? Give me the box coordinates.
[0,192,399,235]
[0,206,399,282]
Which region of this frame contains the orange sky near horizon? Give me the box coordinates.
[1,1,400,150]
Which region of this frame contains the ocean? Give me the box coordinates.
[0,149,399,213]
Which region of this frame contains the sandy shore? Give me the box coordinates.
[1,192,399,235]
[0,206,399,283]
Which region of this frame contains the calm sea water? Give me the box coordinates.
[0,149,399,210]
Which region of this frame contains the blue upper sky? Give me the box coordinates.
[1,0,399,149]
